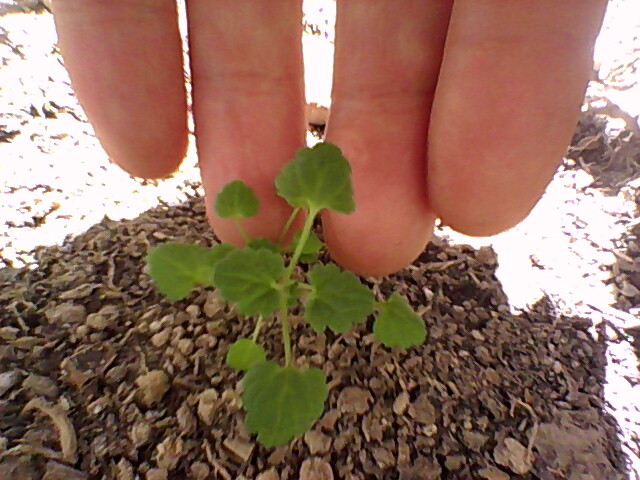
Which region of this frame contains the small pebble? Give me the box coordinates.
[136,370,170,407]
[299,457,333,480]
[190,462,210,480]
[337,386,372,414]
[151,329,171,347]
[197,389,219,425]
[85,313,109,330]
[393,391,410,415]
[146,468,168,480]
[130,421,151,447]
[177,338,194,356]
[304,430,332,455]
[148,320,163,333]
[256,468,280,480]
[75,325,89,338]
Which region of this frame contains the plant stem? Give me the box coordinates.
[277,208,317,368]
[278,289,292,367]
[251,315,264,343]
[233,218,250,243]
[278,207,300,246]
[283,208,317,279]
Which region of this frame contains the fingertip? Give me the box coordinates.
[107,130,189,179]
[434,203,530,238]
[323,209,435,278]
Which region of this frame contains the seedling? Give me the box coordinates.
[146,143,427,447]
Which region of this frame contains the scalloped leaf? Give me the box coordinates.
[373,293,426,348]
[146,242,235,301]
[242,362,327,447]
[305,264,375,333]
[247,238,281,254]
[275,143,354,214]
[215,180,259,218]
[212,248,284,317]
[226,339,267,371]
[288,230,324,264]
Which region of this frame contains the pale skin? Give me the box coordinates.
[52,0,607,276]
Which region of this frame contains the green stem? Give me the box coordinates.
[251,315,264,343]
[283,208,318,279]
[278,289,292,367]
[276,208,318,368]
[233,218,250,243]
[278,207,301,246]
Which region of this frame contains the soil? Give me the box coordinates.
[1,2,639,480]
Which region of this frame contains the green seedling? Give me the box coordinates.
[146,142,427,447]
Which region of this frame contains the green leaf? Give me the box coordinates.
[299,252,319,264]
[146,242,235,301]
[373,293,426,348]
[215,180,259,218]
[212,248,284,316]
[226,339,266,371]
[287,230,324,263]
[275,143,354,214]
[286,281,300,308]
[289,230,324,254]
[305,264,375,333]
[243,362,327,447]
[247,238,280,254]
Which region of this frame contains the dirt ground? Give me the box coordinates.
[1,2,639,480]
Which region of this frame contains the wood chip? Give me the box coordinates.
[22,397,77,463]
[0,371,19,397]
[23,374,59,397]
[223,438,254,463]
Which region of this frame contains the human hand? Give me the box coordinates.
[51,0,607,276]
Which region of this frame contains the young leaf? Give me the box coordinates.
[285,281,300,308]
[305,264,375,333]
[146,242,235,301]
[226,339,266,371]
[212,248,284,317]
[299,252,320,264]
[373,293,426,348]
[286,229,324,263]
[215,180,259,218]
[243,362,328,447]
[247,238,280,254]
[275,143,354,214]
[289,230,324,255]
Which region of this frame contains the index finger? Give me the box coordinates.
[52,0,188,178]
